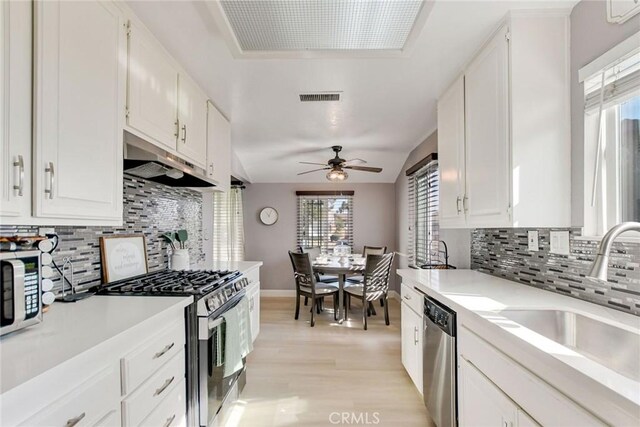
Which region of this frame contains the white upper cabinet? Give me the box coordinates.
[127,20,179,151]
[0,1,31,220]
[34,0,125,222]
[607,0,640,23]
[465,24,510,228]
[437,12,571,229]
[206,101,231,191]
[177,74,208,168]
[437,75,466,228]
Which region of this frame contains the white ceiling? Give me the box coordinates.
[127,0,577,183]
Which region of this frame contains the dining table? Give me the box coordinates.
[312,257,365,324]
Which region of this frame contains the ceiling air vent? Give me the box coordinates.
[299,93,341,102]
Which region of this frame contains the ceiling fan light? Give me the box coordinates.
[326,169,348,181]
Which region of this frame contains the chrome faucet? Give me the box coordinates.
[587,222,640,282]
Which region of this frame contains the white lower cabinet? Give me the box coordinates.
[2,305,186,427]
[458,326,605,427]
[19,365,120,427]
[459,357,519,427]
[248,282,261,342]
[400,283,423,393]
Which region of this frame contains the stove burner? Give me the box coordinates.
[99,269,241,297]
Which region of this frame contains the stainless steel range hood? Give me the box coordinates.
[123,131,217,188]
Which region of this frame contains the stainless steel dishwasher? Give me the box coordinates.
[423,296,457,427]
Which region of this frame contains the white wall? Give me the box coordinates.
[570,0,640,226]
[394,130,471,271]
[243,183,396,290]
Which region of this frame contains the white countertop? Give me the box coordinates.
[397,269,640,424]
[209,260,262,275]
[0,295,192,394]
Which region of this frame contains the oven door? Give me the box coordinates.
[198,294,247,427]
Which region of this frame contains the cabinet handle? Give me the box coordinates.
[181,124,187,143]
[163,414,177,427]
[13,155,24,196]
[45,162,54,199]
[463,195,468,213]
[153,342,175,359]
[65,412,86,427]
[154,376,175,396]
[456,196,461,214]
[403,294,411,300]
[174,120,180,138]
[414,326,419,345]
[209,163,214,175]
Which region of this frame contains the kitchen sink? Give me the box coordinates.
[498,309,640,382]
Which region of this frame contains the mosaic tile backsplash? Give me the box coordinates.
[471,228,640,315]
[0,174,204,294]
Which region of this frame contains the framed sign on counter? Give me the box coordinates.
[100,235,149,283]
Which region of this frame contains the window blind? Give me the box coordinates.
[296,192,354,253]
[212,188,245,261]
[584,50,640,112]
[408,160,439,267]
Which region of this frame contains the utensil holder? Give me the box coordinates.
[171,249,190,271]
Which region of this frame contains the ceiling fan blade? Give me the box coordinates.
[297,167,330,175]
[342,158,367,166]
[299,161,328,166]
[344,166,383,173]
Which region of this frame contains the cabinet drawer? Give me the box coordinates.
[137,378,186,427]
[121,321,184,394]
[122,351,185,427]
[20,365,120,427]
[400,282,423,316]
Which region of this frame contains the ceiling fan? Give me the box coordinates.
[297,146,383,181]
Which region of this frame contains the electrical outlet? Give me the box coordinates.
[38,227,55,236]
[528,230,539,251]
[550,231,570,255]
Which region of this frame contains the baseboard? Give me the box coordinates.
[389,290,400,301]
[260,290,296,297]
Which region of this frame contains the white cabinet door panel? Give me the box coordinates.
[459,357,517,427]
[0,1,31,219]
[177,73,207,168]
[401,301,422,393]
[608,0,640,23]
[464,25,510,228]
[127,20,178,151]
[206,101,231,191]
[34,0,124,221]
[437,75,466,227]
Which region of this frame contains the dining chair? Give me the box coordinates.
[346,245,388,296]
[288,251,339,327]
[344,253,394,330]
[298,246,339,287]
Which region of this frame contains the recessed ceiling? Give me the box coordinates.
[219,0,425,51]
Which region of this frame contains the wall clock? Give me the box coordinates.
[259,207,278,225]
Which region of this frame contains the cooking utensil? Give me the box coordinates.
[176,229,188,249]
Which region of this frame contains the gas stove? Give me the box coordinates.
[96,269,250,317]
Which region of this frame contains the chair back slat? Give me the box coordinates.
[362,253,394,299]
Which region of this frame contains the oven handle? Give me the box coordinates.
[199,294,247,340]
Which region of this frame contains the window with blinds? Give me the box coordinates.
[407,160,439,267]
[212,188,245,261]
[296,191,354,253]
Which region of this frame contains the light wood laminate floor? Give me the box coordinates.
[221,297,432,427]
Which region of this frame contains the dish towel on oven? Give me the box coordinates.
[222,296,253,377]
